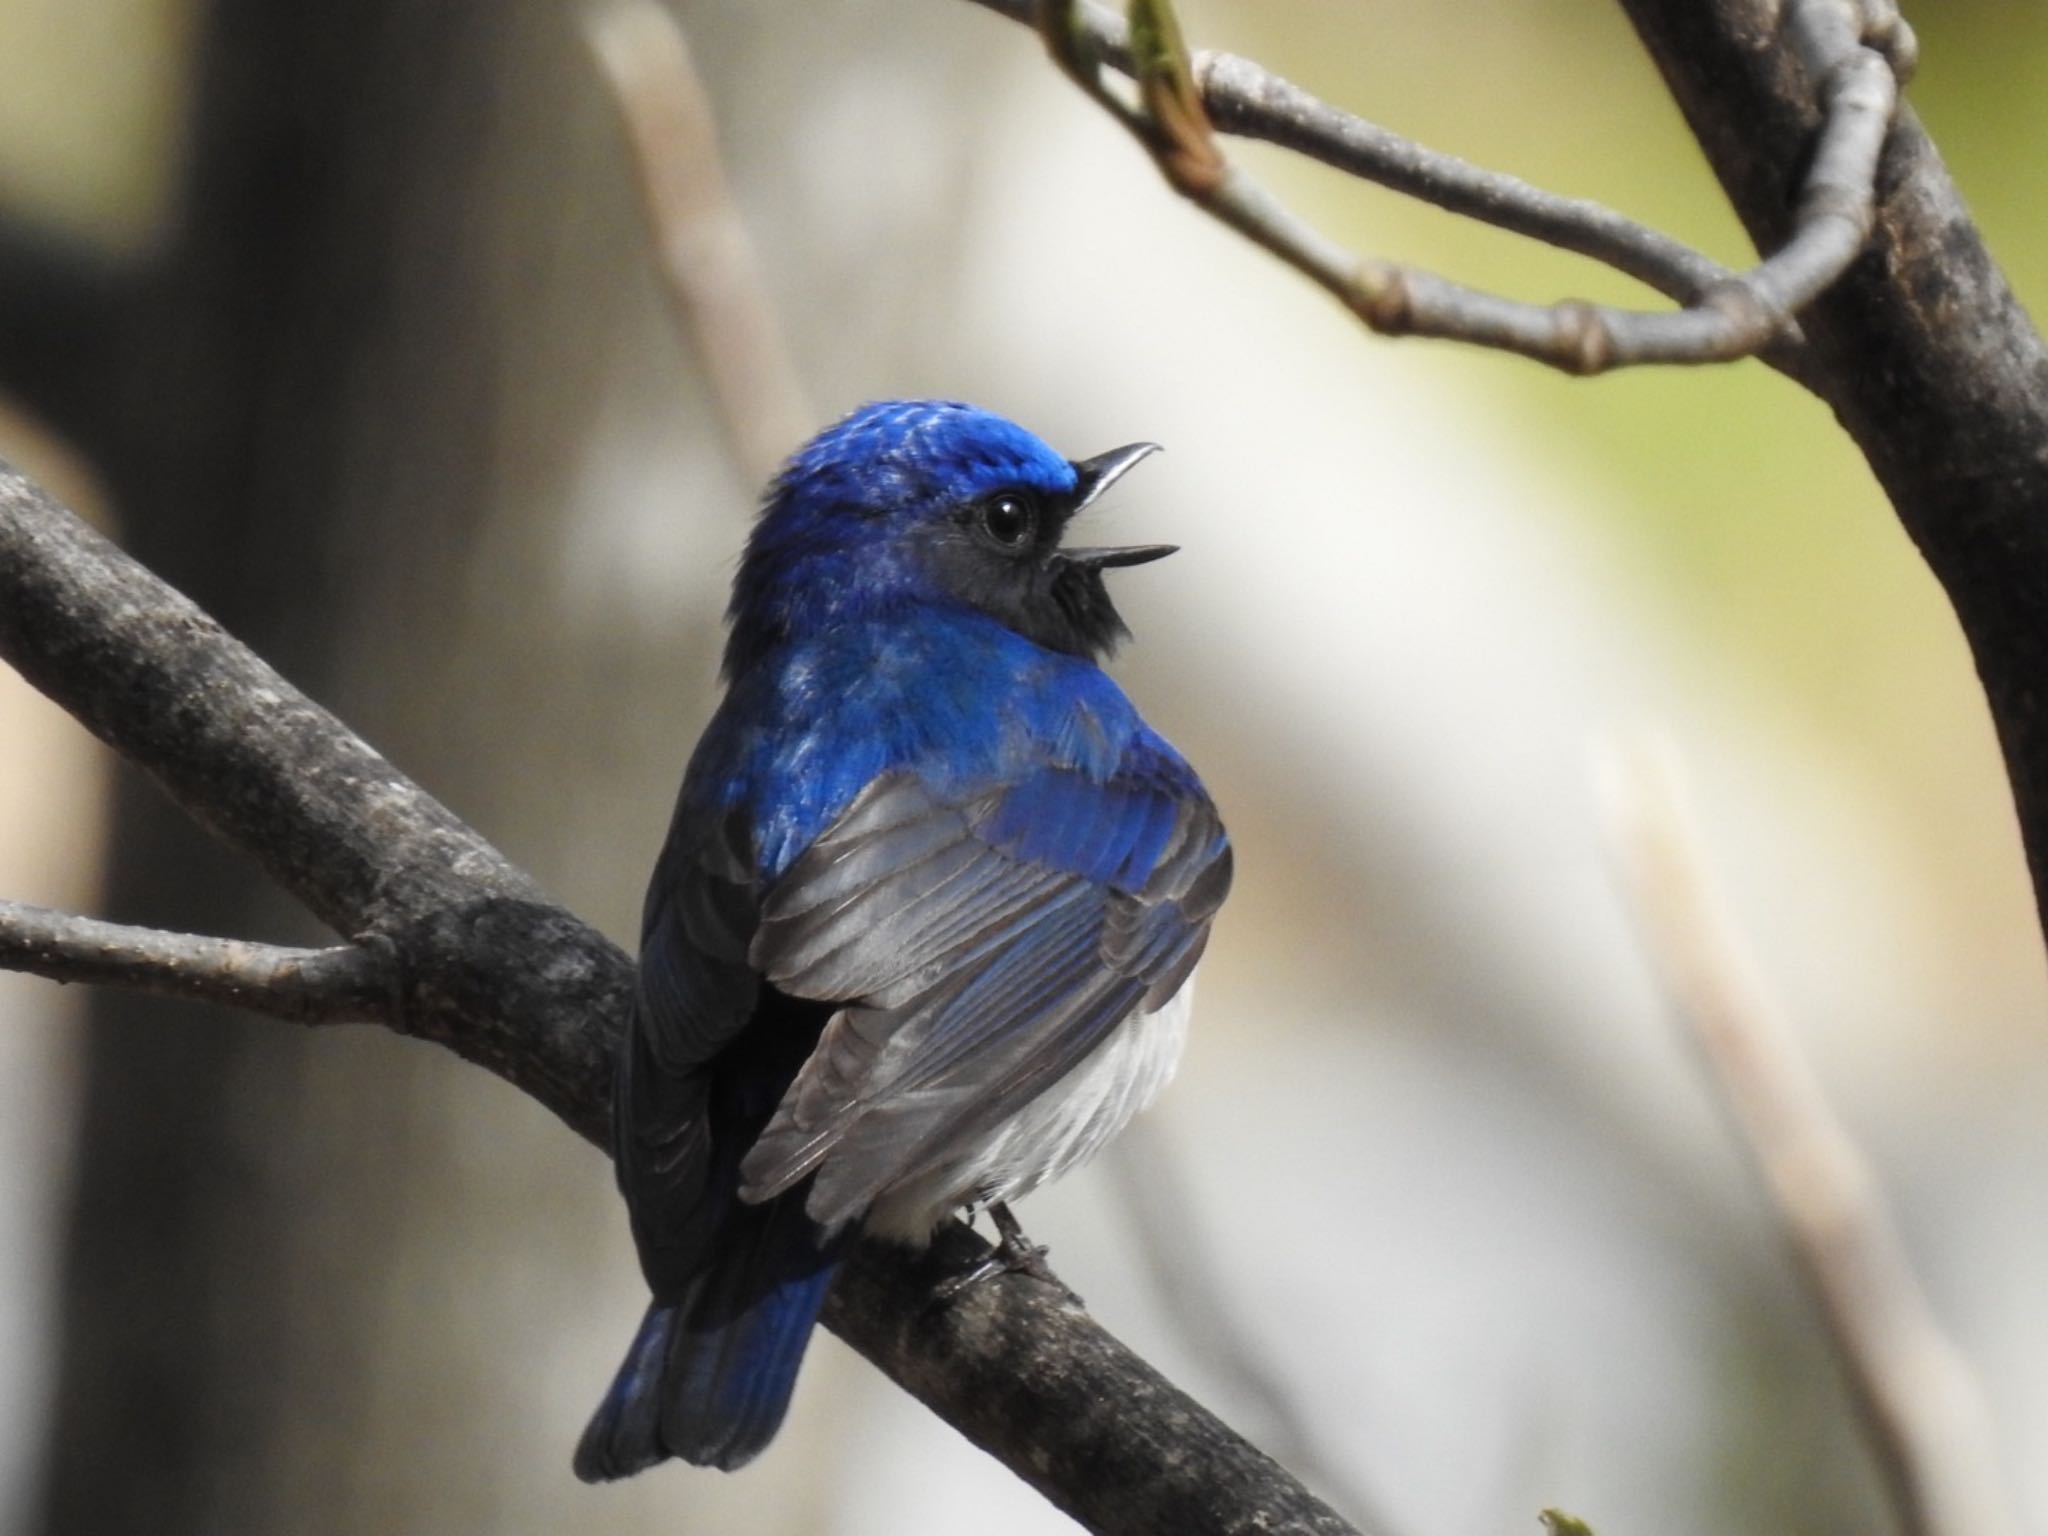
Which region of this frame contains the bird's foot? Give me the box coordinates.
[934,1202,1080,1305]
[986,1201,1063,1288]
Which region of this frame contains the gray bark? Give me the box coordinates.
[1614,0,2048,943]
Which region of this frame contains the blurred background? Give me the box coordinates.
[0,1,2044,1532]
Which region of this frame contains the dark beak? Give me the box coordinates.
[1069,441,1162,512]
[1063,543,1179,570]
[1064,442,1171,570]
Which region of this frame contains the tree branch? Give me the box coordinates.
[584,0,812,485]
[0,900,393,1024]
[1610,0,2048,959]
[0,457,1360,1533]
[834,1223,1361,1535]
[0,458,623,1137]
[965,0,1726,308]
[967,0,1901,377]
[1605,743,2020,1536]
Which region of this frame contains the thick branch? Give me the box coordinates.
[0,460,622,1137]
[832,1225,1358,1535]
[1606,745,2020,1536]
[0,900,392,1023]
[0,458,1359,1534]
[1611,1,2048,950]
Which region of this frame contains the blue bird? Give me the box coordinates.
[573,400,1232,1477]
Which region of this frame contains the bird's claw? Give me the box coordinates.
[933,1202,1081,1305]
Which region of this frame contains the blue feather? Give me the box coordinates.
[574,1202,842,1477]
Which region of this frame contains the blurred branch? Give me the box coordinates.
[966,0,1906,377]
[0,457,1360,1534]
[0,900,392,1024]
[1604,742,2021,1536]
[584,0,812,484]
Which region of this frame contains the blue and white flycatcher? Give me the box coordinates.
[575,400,1231,1477]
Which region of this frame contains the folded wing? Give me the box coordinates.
[739,740,1230,1232]
[614,807,764,1291]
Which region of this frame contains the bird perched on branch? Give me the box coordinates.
[574,400,1231,1477]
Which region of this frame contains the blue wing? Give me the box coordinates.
[736,731,1231,1231]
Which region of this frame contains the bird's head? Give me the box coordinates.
[725,400,1170,676]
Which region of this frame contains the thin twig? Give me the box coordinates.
[984,0,1901,376]
[0,899,393,1024]
[970,0,1728,307]
[584,0,812,485]
[1603,740,2021,1536]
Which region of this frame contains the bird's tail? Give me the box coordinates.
[574,1194,842,1478]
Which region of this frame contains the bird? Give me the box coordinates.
[573,399,1232,1478]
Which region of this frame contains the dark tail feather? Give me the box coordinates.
[574,1197,841,1479]
[574,1301,678,1481]
[659,1250,839,1471]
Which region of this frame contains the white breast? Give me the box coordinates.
[863,974,1196,1244]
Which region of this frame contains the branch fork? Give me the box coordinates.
[1017,0,1906,377]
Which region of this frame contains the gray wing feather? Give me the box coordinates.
[737,770,1229,1230]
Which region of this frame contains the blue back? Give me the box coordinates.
[691,606,1149,884]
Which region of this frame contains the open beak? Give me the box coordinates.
[1069,441,1162,512]
[1064,442,1172,568]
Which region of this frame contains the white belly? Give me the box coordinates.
[863,974,1196,1243]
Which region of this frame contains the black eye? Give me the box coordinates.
[975,492,1038,551]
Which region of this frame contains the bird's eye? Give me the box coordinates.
[975,492,1038,551]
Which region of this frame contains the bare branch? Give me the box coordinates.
[0,899,392,1023]
[1190,52,1727,305]
[832,1220,1360,1535]
[973,0,1899,376]
[0,457,624,1137]
[584,0,812,485]
[1604,741,2021,1536]
[968,0,1725,307]
[0,456,1361,1533]
[1615,0,2048,1049]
